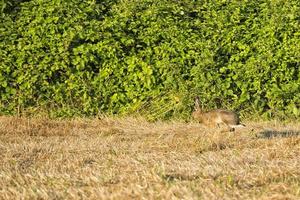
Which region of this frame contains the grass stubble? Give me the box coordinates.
[0,116,299,200]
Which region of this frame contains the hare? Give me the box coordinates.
[192,96,245,132]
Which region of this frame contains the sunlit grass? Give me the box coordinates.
[0,116,299,199]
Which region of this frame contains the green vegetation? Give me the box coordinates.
[1,0,299,119]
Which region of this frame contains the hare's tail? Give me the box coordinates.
[230,124,246,128]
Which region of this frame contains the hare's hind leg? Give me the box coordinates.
[215,122,234,133]
[229,127,235,132]
[219,125,234,133]
[226,124,235,132]
[219,128,234,133]
[220,122,235,132]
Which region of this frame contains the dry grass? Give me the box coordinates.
[0,116,299,199]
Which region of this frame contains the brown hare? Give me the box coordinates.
[192,96,245,132]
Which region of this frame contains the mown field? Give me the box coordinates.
[0,116,299,199]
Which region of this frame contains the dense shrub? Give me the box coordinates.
[0,0,299,119]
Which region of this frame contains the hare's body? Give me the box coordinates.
[192,109,244,129]
[192,97,245,132]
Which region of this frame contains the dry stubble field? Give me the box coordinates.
[0,116,299,200]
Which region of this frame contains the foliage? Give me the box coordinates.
[0,0,299,119]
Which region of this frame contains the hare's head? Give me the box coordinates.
[192,96,202,119]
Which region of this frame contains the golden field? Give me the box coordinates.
[0,116,299,199]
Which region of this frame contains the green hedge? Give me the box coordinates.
[0,0,299,119]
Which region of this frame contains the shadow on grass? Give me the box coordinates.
[161,174,199,182]
[257,129,300,139]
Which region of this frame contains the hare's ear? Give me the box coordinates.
[194,96,200,111]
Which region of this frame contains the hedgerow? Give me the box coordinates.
[0,0,299,119]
